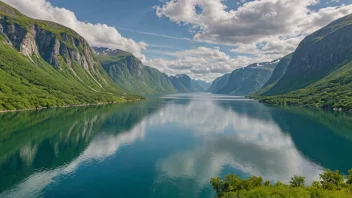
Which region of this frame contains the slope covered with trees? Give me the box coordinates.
[206,74,231,93]
[252,13,352,110]
[252,54,293,96]
[214,60,279,96]
[169,74,205,92]
[95,48,177,94]
[0,2,137,111]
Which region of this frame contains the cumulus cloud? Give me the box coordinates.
[3,0,148,61]
[155,0,352,45]
[152,0,352,80]
[146,46,281,82]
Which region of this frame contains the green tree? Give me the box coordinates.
[347,169,352,185]
[264,180,271,187]
[249,176,263,188]
[320,170,344,190]
[210,177,225,197]
[290,175,305,187]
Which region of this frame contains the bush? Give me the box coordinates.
[211,169,352,198]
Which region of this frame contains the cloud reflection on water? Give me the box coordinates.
[1,94,325,197]
[151,94,323,187]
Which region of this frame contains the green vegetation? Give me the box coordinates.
[207,73,230,93]
[252,54,293,96]
[0,100,162,192]
[0,2,141,111]
[0,1,79,42]
[96,49,178,94]
[250,14,352,110]
[265,14,352,96]
[211,170,352,198]
[251,62,352,110]
[96,48,207,94]
[0,42,138,111]
[169,74,205,92]
[216,61,279,96]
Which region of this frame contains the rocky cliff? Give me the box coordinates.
[0,2,135,111]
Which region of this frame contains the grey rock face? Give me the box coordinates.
[0,17,97,73]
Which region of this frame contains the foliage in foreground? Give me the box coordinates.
[211,169,352,198]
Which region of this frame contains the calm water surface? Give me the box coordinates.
[1,93,352,198]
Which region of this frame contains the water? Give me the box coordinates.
[1,93,352,198]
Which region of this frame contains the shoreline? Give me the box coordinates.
[0,99,142,114]
[247,96,352,113]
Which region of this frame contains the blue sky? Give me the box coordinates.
[47,0,236,60]
[4,0,352,81]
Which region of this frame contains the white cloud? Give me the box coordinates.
[152,0,352,81]
[3,0,148,61]
[155,0,352,45]
[146,46,281,82]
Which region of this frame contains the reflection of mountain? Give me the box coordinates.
[153,95,352,194]
[268,107,352,174]
[153,99,323,189]
[218,101,352,174]
[0,100,164,195]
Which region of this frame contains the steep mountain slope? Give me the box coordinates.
[267,13,352,95]
[252,53,293,96]
[0,2,135,111]
[254,14,352,110]
[257,62,352,110]
[95,48,177,94]
[194,80,211,91]
[169,74,205,92]
[206,74,231,93]
[216,60,279,96]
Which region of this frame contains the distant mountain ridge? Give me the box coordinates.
[194,80,211,91]
[168,74,205,92]
[208,59,280,96]
[94,47,207,94]
[252,54,293,96]
[206,74,231,93]
[94,47,177,94]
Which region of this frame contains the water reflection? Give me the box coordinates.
[0,100,164,197]
[1,94,352,198]
[151,95,323,189]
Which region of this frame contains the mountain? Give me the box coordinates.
[169,74,205,92]
[0,2,137,111]
[252,53,293,96]
[266,14,352,95]
[206,74,231,93]
[254,13,352,110]
[94,47,177,94]
[214,60,280,96]
[194,79,211,91]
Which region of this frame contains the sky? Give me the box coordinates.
[3,0,352,82]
